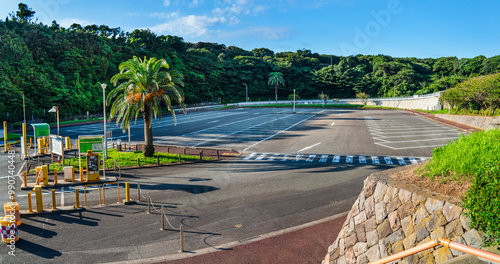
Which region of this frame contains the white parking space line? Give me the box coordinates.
[294,154,303,161]
[207,120,219,124]
[331,122,335,126]
[371,156,380,164]
[242,114,316,152]
[298,142,321,153]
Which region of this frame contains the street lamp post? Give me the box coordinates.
[22,93,26,124]
[393,80,400,108]
[243,83,248,103]
[48,106,59,136]
[102,83,108,158]
[293,89,296,113]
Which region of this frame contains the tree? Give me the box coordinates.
[108,56,186,157]
[268,72,284,102]
[356,92,370,105]
[16,3,35,23]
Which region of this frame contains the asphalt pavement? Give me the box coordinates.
[0,108,467,263]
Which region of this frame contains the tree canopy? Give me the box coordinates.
[1,3,499,123]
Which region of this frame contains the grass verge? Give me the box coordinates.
[32,148,211,172]
[418,129,500,181]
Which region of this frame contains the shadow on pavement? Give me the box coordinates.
[16,239,62,259]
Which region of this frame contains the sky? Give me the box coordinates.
[1,0,499,59]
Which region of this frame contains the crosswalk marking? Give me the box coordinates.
[242,153,424,167]
[268,154,279,161]
[306,155,316,162]
[244,153,257,160]
[255,153,267,160]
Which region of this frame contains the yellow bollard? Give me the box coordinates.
[33,185,43,212]
[80,167,84,182]
[51,189,57,210]
[3,121,7,153]
[27,192,33,213]
[125,182,131,202]
[10,193,15,202]
[8,142,11,151]
[23,171,27,188]
[41,165,49,186]
[75,188,80,209]
[29,137,32,148]
[54,169,58,185]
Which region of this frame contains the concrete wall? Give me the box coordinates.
[435,114,500,130]
[323,165,482,264]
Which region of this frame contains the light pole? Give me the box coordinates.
[293,89,296,113]
[243,83,248,103]
[393,80,400,108]
[48,106,59,136]
[22,92,26,124]
[102,83,108,158]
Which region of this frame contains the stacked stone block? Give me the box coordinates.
[323,166,483,264]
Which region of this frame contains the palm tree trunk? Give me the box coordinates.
[142,105,155,157]
[275,84,278,103]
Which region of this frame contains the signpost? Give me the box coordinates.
[50,135,65,165]
[31,123,50,155]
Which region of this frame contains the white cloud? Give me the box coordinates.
[149,14,222,36]
[150,12,179,20]
[59,18,90,28]
[163,0,171,7]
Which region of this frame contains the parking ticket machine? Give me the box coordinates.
[86,150,100,182]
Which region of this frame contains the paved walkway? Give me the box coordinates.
[161,214,347,264]
[406,110,482,132]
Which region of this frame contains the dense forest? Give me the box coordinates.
[1,3,500,123]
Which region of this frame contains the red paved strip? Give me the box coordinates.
[405,110,482,133]
[162,215,347,264]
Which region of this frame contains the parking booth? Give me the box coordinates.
[86,150,100,182]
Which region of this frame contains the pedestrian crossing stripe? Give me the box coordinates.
[242,153,425,166]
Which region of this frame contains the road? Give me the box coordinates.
[0,108,464,263]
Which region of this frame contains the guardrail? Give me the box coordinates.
[102,182,120,205]
[83,184,102,207]
[369,237,500,264]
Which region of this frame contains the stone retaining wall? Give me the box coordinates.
[435,114,500,130]
[323,165,482,264]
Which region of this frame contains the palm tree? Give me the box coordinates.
[108,56,185,157]
[268,72,285,103]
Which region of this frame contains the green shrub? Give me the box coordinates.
[11,123,21,129]
[463,162,500,246]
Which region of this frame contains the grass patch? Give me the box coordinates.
[418,129,500,180]
[0,132,33,141]
[48,117,101,126]
[33,148,211,172]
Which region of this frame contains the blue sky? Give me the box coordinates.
[1,0,499,58]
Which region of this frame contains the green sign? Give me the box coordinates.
[79,135,104,154]
[31,123,50,137]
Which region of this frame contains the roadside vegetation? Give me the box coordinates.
[440,73,500,116]
[33,149,210,172]
[419,129,500,246]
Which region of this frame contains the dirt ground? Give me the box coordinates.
[388,163,471,200]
